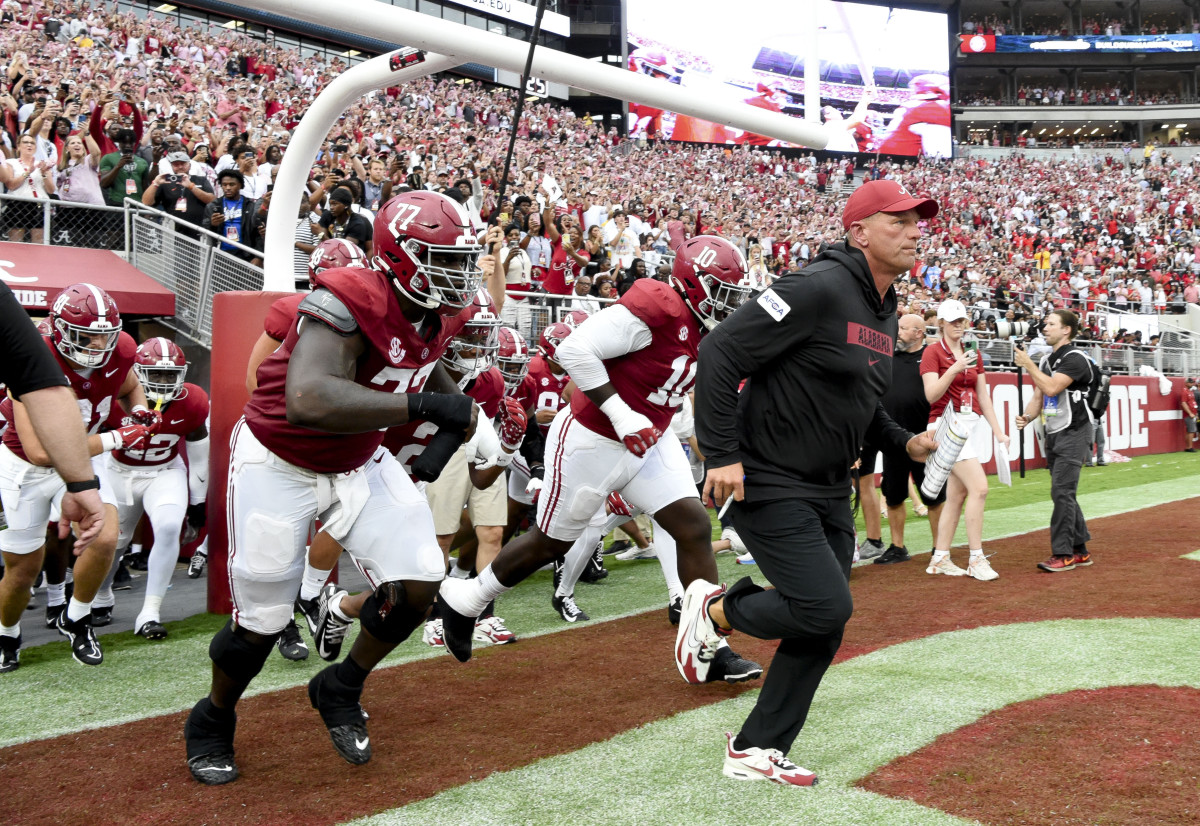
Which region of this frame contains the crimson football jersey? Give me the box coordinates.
[264,292,305,342]
[526,355,571,433]
[384,366,504,482]
[111,383,209,468]
[570,280,701,442]
[467,366,505,420]
[511,372,537,413]
[2,331,137,463]
[244,266,460,474]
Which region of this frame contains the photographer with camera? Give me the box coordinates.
[142,150,214,236]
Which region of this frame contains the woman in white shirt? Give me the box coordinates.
[2,134,56,242]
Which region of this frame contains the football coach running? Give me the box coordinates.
[689,180,939,786]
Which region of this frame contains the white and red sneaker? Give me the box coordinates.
[422,618,444,648]
[473,615,516,645]
[722,732,818,786]
[674,579,726,684]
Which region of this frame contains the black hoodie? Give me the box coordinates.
[696,241,913,501]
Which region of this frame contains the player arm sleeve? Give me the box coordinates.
[554,305,653,392]
[519,413,545,466]
[187,434,210,505]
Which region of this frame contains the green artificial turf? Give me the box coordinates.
[2,461,1196,748]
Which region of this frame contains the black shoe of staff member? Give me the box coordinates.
[874,544,911,565]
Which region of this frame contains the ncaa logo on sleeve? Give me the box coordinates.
[757,288,791,322]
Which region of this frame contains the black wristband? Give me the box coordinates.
[406,393,473,432]
[529,464,545,481]
[65,476,101,493]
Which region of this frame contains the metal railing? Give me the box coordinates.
[126,200,264,347]
[498,288,617,343]
[966,331,1193,377]
[0,192,129,254]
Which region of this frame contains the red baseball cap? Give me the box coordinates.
[842,180,938,230]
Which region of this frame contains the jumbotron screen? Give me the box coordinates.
[626,0,951,157]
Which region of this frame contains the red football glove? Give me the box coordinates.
[115,423,152,451]
[130,405,163,432]
[621,426,661,458]
[498,396,528,451]
[606,491,633,517]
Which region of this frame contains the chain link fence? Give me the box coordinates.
[0,193,128,253]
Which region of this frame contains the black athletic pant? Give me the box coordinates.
[724,495,855,755]
[1045,424,1091,556]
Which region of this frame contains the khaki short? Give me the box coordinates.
[424,443,508,534]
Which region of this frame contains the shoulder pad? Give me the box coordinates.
[298,288,359,336]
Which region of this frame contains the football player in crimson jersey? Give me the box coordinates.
[185,192,505,785]
[0,284,157,672]
[438,237,762,679]
[99,338,209,640]
[423,293,529,648]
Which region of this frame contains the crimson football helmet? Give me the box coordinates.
[441,289,501,381]
[372,190,483,315]
[908,74,950,101]
[496,326,532,392]
[538,321,572,365]
[134,337,188,408]
[49,283,122,368]
[309,237,367,278]
[669,236,752,332]
[561,309,591,329]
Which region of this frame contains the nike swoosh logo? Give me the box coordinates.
[869,357,880,366]
[170,418,185,425]
[355,737,369,750]
[104,368,120,377]
[210,765,234,773]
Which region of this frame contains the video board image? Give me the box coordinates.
[627,0,951,157]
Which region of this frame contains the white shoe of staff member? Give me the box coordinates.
[926,554,967,576]
[967,555,999,581]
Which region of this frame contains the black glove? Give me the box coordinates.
[186,502,207,529]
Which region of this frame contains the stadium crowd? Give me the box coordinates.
[0,1,1198,337]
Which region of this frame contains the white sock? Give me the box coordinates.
[0,622,19,638]
[66,597,91,623]
[651,517,682,600]
[299,564,333,601]
[969,548,984,558]
[931,550,949,563]
[138,595,164,627]
[46,582,65,605]
[130,543,143,556]
[477,565,509,603]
